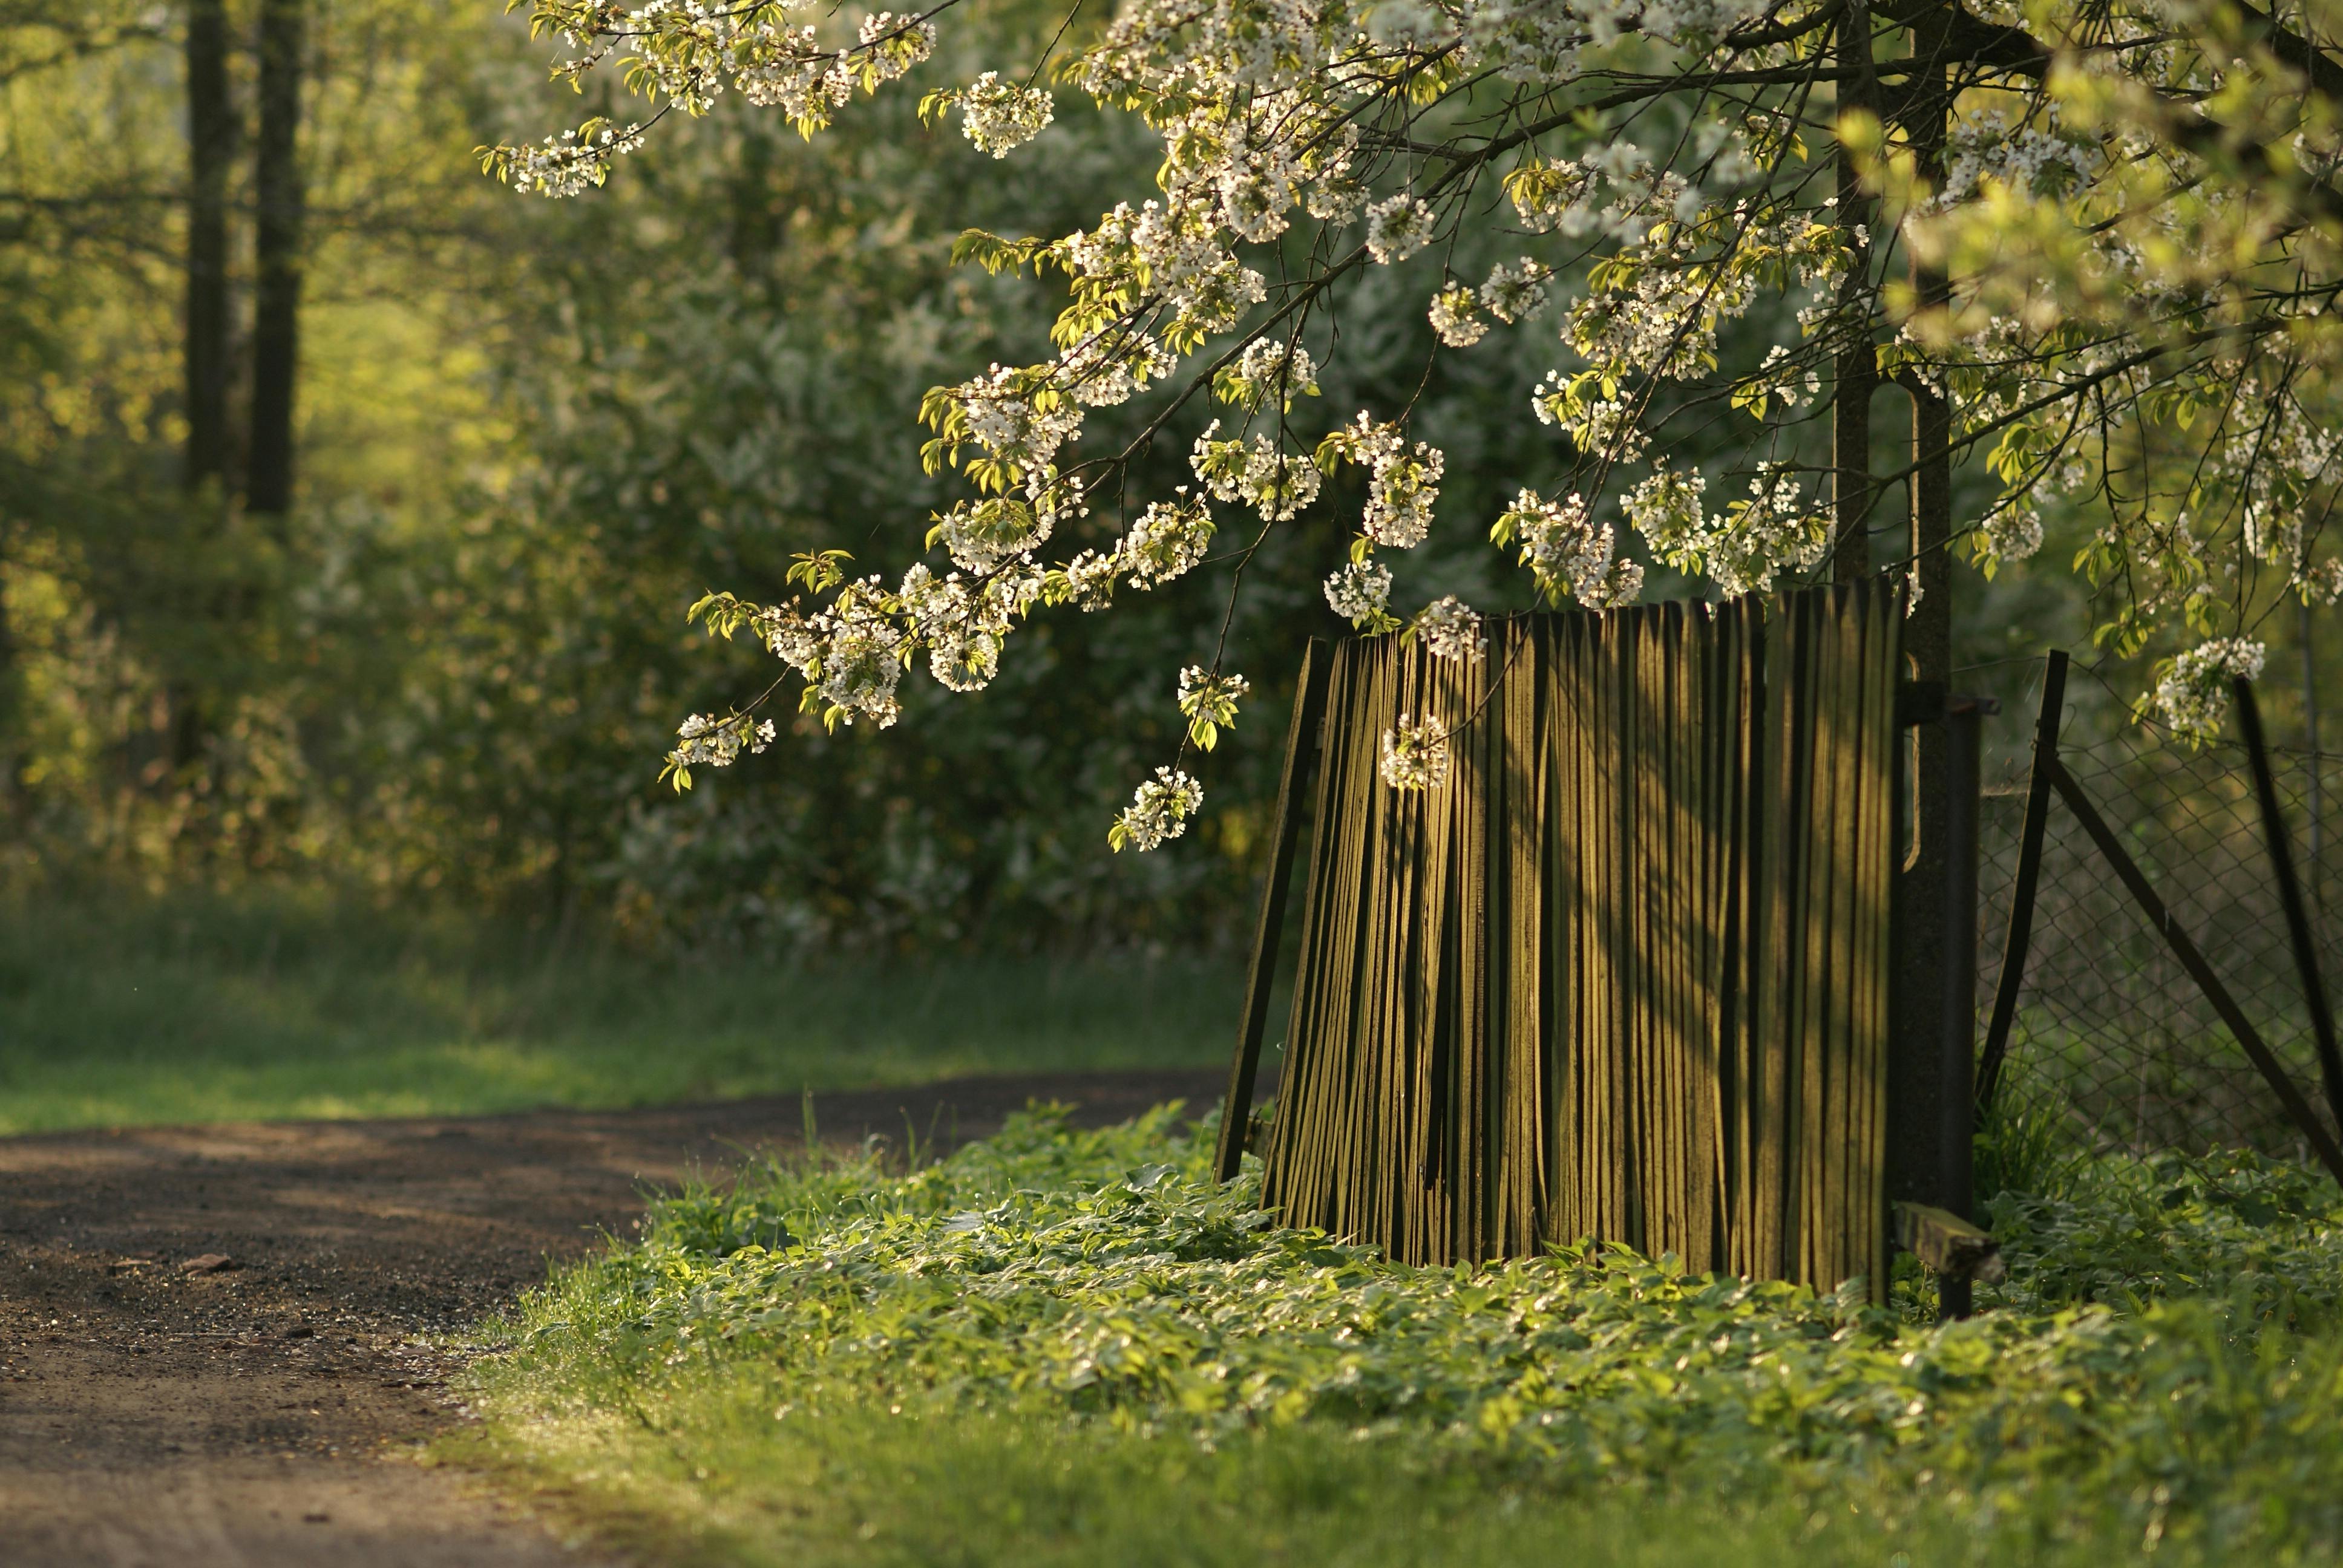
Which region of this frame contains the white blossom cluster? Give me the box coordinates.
[1622,464,1708,569]
[948,71,1055,157]
[1978,501,2045,568]
[1429,258,1552,349]
[1176,666,1252,750]
[1366,194,1438,263]
[1411,596,1487,663]
[899,564,1017,692]
[948,363,1085,489]
[1216,339,1320,411]
[1191,422,1323,522]
[1118,495,1218,587]
[1058,324,1178,409]
[1064,197,1272,345]
[1495,489,1643,608]
[1429,284,1488,347]
[490,1,936,189]
[933,495,1055,576]
[1634,464,1826,599]
[1380,713,1452,791]
[1320,413,1446,549]
[1936,107,2106,209]
[1534,377,1653,466]
[666,711,777,776]
[2154,639,2266,743]
[1745,344,1823,413]
[1479,258,1553,323]
[1323,559,1396,627]
[499,121,647,198]
[1110,766,1205,852]
[761,580,913,727]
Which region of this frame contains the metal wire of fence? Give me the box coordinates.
[1979,658,2343,1163]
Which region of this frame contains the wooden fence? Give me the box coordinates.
[1234,578,1907,1292]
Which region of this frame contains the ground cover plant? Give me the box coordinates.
[460,1103,2343,1567]
[0,891,1234,1133]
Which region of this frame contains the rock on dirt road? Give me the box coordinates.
[0,1070,1225,1567]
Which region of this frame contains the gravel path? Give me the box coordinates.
[0,1069,1227,1566]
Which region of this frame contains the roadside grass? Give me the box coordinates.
[0,890,1237,1134]
[457,1105,2343,1567]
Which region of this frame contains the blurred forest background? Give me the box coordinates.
[0,0,2330,1126]
[4,0,1587,953]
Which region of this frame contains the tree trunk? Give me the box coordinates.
[184,0,234,494]
[1832,0,1879,583]
[247,0,306,518]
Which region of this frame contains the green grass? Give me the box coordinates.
[0,890,1238,1134]
[457,1106,2343,1567]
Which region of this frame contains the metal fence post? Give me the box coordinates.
[1976,652,2067,1112]
[2233,677,2343,1142]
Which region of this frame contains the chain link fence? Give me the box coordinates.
[1978,657,2343,1164]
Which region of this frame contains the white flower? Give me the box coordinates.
[1219,339,1320,410]
[1324,560,1395,625]
[1320,413,1443,549]
[1628,462,1823,599]
[1479,258,1552,322]
[1192,422,1322,523]
[1981,502,2044,565]
[933,496,1053,575]
[1533,373,1650,464]
[1624,465,1708,567]
[1429,284,1487,347]
[1120,495,1217,586]
[950,363,1084,475]
[1411,595,1486,662]
[666,711,777,773]
[1059,548,1120,610]
[1176,667,1251,750]
[1495,488,1640,608]
[954,72,1054,157]
[1380,714,1450,790]
[1366,194,1437,263]
[1110,766,1204,852]
[2154,638,2266,743]
[815,618,905,728]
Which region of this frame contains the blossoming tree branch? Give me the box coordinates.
[487,0,2343,847]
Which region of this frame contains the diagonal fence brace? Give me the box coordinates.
[2047,753,2343,1186]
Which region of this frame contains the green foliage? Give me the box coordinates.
[1986,1148,2343,1333]
[468,1107,2343,1565]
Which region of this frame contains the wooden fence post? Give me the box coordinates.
[1214,641,1332,1183]
[1888,683,1989,1319]
[1935,695,1985,1318]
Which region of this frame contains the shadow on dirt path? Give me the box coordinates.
[0,1068,1227,1566]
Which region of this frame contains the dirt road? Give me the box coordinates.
[0,1070,1225,1567]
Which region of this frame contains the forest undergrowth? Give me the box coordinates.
[454,1100,2343,1567]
